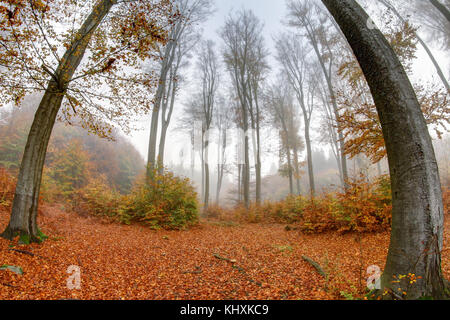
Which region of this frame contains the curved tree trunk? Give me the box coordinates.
[322,0,446,299]
[1,0,116,242]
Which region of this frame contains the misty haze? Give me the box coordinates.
[0,0,449,304]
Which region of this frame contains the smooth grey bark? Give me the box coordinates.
[147,32,177,177]
[306,22,349,188]
[322,0,446,299]
[378,0,450,92]
[204,148,210,209]
[275,34,315,196]
[292,144,302,195]
[216,126,226,204]
[253,90,262,205]
[242,111,250,209]
[157,53,180,174]
[304,120,315,197]
[1,0,116,242]
[221,10,266,209]
[318,82,344,185]
[286,143,294,195]
[286,4,350,188]
[430,0,450,22]
[270,87,295,196]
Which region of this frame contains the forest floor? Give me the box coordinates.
[0,205,449,300]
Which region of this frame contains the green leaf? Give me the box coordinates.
[0,264,23,275]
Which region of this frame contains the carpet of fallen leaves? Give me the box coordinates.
[0,205,449,300]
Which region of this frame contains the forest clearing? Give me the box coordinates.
[1,0,450,303]
[1,203,448,300]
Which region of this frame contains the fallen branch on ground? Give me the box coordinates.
[302,255,327,277]
[213,253,261,287]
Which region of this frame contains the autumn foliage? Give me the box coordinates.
[207,175,392,234]
[0,168,15,211]
[118,169,199,230]
[300,175,392,234]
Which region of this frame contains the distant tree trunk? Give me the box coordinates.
[430,0,450,22]
[254,126,262,205]
[306,29,349,188]
[201,132,205,204]
[190,130,195,180]
[157,123,168,173]
[1,0,116,243]
[204,161,210,209]
[378,0,450,92]
[237,163,242,203]
[243,132,250,209]
[157,65,177,175]
[377,160,382,177]
[216,127,226,204]
[292,145,302,195]
[216,164,223,204]
[147,82,164,176]
[204,130,210,210]
[322,0,446,299]
[147,32,177,179]
[286,147,294,195]
[303,118,315,197]
[254,90,262,205]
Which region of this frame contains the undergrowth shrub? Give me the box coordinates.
[443,187,449,215]
[118,169,199,230]
[301,175,392,234]
[207,175,392,234]
[72,175,120,217]
[71,169,199,230]
[206,196,305,224]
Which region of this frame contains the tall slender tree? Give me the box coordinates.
[286,0,349,188]
[220,9,266,208]
[147,0,213,178]
[275,33,316,196]
[0,0,170,242]
[197,40,219,210]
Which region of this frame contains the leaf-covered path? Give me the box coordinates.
[1,206,449,300]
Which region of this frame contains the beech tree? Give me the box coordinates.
[146,0,213,178]
[220,9,267,208]
[157,31,198,174]
[0,0,171,242]
[265,79,303,196]
[287,0,349,189]
[197,39,219,210]
[322,0,447,299]
[275,33,316,196]
[214,95,231,205]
